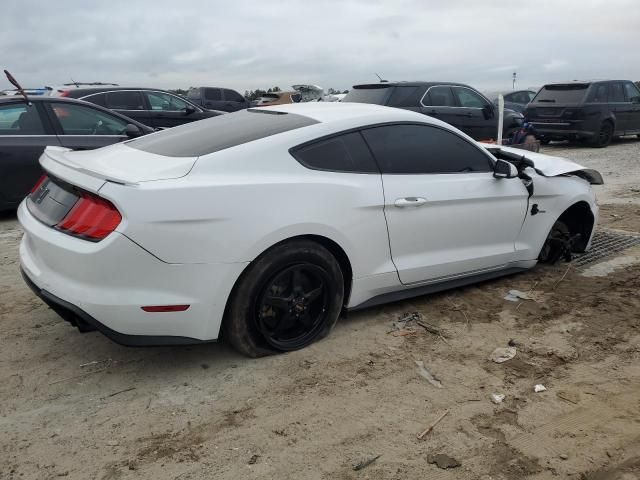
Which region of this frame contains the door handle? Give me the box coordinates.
[394,197,427,208]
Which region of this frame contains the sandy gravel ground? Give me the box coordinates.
[1,138,640,480]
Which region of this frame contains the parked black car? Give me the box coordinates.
[0,96,153,210]
[186,87,249,112]
[54,87,224,129]
[342,82,524,140]
[493,90,537,113]
[524,80,640,147]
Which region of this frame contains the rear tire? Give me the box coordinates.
[223,240,344,357]
[538,220,570,264]
[589,122,613,148]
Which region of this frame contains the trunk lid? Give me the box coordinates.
[40,143,198,186]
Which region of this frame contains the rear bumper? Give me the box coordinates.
[529,121,595,140]
[18,200,248,344]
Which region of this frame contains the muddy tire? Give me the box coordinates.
[538,220,571,264]
[589,121,613,148]
[223,240,344,357]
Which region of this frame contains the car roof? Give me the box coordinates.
[59,86,182,95]
[259,101,444,125]
[351,81,474,89]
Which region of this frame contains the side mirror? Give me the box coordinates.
[482,104,494,120]
[184,105,197,115]
[493,159,518,179]
[125,123,142,138]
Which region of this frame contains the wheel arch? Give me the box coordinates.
[556,200,596,252]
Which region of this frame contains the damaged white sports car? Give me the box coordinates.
[19,103,602,356]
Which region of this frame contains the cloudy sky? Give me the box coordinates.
[1,0,639,95]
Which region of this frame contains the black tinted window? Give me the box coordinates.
[453,87,487,108]
[204,89,222,101]
[387,86,423,107]
[609,82,625,103]
[86,93,107,107]
[51,103,129,135]
[343,86,393,105]
[127,109,318,157]
[532,85,588,103]
[224,89,245,103]
[624,82,640,102]
[424,86,455,107]
[587,84,608,103]
[291,132,378,173]
[362,124,492,174]
[106,91,145,110]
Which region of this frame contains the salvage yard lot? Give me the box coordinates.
[1,139,640,479]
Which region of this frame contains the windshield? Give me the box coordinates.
[532,84,589,104]
[343,85,393,105]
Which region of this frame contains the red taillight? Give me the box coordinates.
[141,305,190,312]
[30,174,48,193]
[56,193,121,241]
[58,89,70,97]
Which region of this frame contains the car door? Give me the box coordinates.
[46,101,130,150]
[144,91,200,128]
[622,82,640,133]
[419,86,460,129]
[608,81,630,134]
[222,89,248,112]
[361,123,529,285]
[0,101,60,207]
[452,86,496,140]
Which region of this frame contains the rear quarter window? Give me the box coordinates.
[126,109,318,157]
[290,131,378,173]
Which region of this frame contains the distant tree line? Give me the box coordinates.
[168,86,350,100]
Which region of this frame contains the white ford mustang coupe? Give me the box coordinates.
[19,103,602,356]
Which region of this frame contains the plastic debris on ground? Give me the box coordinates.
[489,347,517,363]
[415,360,443,388]
[491,393,505,404]
[534,384,547,393]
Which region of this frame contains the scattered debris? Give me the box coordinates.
[489,347,517,363]
[415,360,443,388]
[534,384,547,393]
[391,329,417,337]
[415,320,441,336]
[559,453,569,460]
[106,440,119,447]
[79,361,100,368]
[427,453,461,469]
[248,454,260,465]
[352,454,381,471]
[504,289,535,302]
[557,391,580,404]
[417,410,449,440]
[48,368,108,385]
[491,393,505,404]
[553,264,572,289]
[102,387,136,400]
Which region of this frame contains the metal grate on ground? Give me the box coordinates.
[573,230,640,268]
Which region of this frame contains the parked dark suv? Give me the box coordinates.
[54,87,224,129]
[186,87,249,112]
[524,80,640,147]
[343,82,524,141]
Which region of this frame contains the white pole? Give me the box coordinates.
[497,94,504,145]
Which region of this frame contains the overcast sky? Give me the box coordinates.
[2,0,639,95]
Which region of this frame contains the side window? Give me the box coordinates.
[146,92,189,111]
[51,103,129,135]
[609,82,626,103]
[105,91,145,110]
[527,91,537,102]
[361,124,492,174]
[223,89,245,103]
[624,82,640,103]
[291,131,378,173]
[187,88,201,101]
[453,87,487,108]
[388,86,424,107]
[204,89,222,101]
[85,93,107,107]
[423,86,455,107]
[0,103,46,134]
[588,84,608,103]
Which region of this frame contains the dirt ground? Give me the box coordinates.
[1,138,640,480]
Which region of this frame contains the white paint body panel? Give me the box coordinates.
[19,103,600,341]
